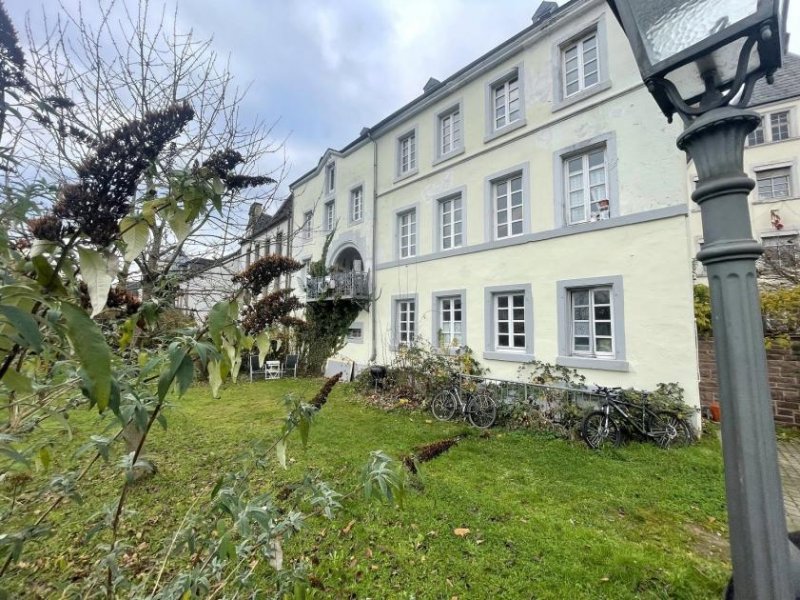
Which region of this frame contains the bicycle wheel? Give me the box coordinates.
[581,410,622,449]
[466,391,497,429]
[431,389,457,421]
[650,411,693,448]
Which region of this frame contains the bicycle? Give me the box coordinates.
[430,374,497,429]
[581,386,693,449]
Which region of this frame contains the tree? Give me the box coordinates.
[11,0,284,300]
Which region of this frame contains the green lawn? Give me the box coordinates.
[5,379,730,598]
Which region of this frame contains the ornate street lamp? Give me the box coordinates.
[606,1,796,598]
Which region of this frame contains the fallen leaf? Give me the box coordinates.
[342,519,356,535]
[366,547,373,558]
[454,528,470,537]
[600,577,610,582]
[476,539,484,545]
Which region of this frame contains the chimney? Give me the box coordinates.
[249,202,263,219]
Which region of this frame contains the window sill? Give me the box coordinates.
[484,118,526,144]
[432,147,465,167]
[348,218,364,226]
[556,356,629,372]
[753,196,800,204]
[552,80,612,113]
[483,350,533,363]
[393,168,419,184]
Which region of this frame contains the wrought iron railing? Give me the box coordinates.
[306,271,370,301]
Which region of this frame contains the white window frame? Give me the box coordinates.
[347,321,364,344]
[302,211,313,238]
[434,102,464,163]
[554,133,617,229]
[568,287,614,357]
[748,110,793,145]
[563,146,609,225]
[350,185,363,223]
[439,194,464,250]
[483,284,533,362]
[492,174,524,240]
[438,295,463,349]
[393,296,417,349]
[325,162,335,194]
[483,163,530,242]
[552,19,610,112]
[756,167,792,201]
[484,65,526,142]
[396,127,418,180]
[562,32,600,98]
[274,232,283,256]
[556,276,628,372]
[747,116,766,146]
[771,111,790,142]
[397,208,417,259]
[324,200,335,231]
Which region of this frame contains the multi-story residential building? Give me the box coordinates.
[173,254,239,321]
[289,0,701,411]
[237,195,294,288]
[689,54,800,283]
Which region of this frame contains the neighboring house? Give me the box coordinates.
[690,53,800,283]
[173,254,239,322]
[237,195,294,290]
[173,196,295,321]
[289,0,700,410]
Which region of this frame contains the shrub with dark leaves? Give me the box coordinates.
[27,214,63,242]
[241,289,303,335]
[54,102,194,246]
[78,282,142,315]
[201,148,275,191]
[0,0,29,92]
[403,437,460,474]
[234,255,302,296]
[310,373,342,410]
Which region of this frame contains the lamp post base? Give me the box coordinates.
[678,106,795,599]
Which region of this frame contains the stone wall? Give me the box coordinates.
[698,338,800,427]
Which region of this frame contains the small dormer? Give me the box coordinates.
[423,77,441,94]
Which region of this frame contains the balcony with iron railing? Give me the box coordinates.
[305,271,370,301]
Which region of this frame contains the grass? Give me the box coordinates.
[3,378,731,598]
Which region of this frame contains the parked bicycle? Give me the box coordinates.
[430,374,497,429]
[581,386,693,449]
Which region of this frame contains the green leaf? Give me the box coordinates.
[276,439,287,469]
[174,353,194,397]
[255,332,271,368]
[30,239,55,258]
[78,247,117,317]
[38,446,51,470]
[157,345,189,401]
[0,305,42,352]
[119,216,150,262]
[208,359,223,398]
[61,302,112,411]
[2,368,32,394]
[208,301,231,347]
[168,208,191,243]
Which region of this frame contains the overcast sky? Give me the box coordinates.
[7,0,800,207]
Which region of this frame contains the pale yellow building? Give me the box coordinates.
[690,54,800,283]
[290,0,701,409]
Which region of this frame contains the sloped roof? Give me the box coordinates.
[246,195,293,240]
[749,53,800,107]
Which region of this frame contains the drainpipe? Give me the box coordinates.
[364,127,379,363]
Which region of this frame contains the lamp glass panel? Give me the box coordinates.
[627,0,758,64]
[663,37,758,100]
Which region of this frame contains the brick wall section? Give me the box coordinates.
[698,338,800,427]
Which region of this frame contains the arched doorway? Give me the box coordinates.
[331,245,364,272]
